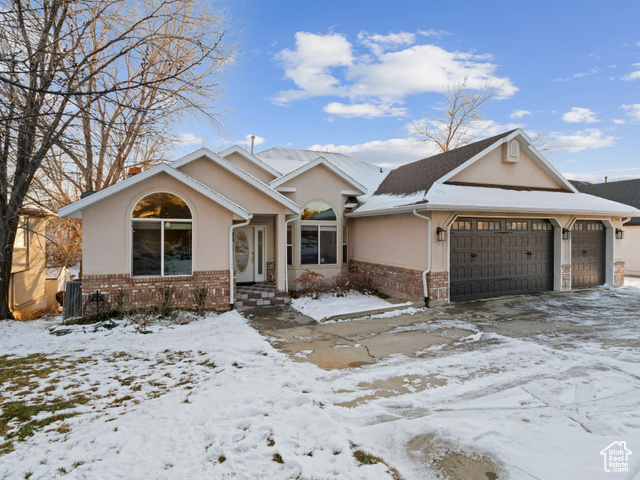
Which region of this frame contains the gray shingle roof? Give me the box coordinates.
[573,178,640,225]
[374,130,516,196]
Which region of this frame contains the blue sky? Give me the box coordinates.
[176,0,640,183]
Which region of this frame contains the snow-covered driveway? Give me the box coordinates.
[1,279,640,479]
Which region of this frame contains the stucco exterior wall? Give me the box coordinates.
[10,216,48,318]
[449,145,565,190]
[178,157,287,215]
[82,172,234,276]
[624,225,640,276]
[224,151,277,184]
[350,213,429,270]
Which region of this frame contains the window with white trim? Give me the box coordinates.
[300,202,338,265]
[131,193,192,276]
[287,225,293,266]
[342,225,348,263]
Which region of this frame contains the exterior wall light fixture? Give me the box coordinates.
[437,227,446,242]
[616,228,624,240]
[562,228,571,240]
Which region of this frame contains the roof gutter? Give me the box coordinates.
[413,209,431,306]
[229,216,252,310]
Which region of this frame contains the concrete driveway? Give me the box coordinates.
[244,285,640,479]
[246,289,639,370]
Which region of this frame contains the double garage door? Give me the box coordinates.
[450,218,606,301]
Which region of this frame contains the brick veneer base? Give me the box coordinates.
[426,271,449,307]
[614,261,625,287]
[81,270,232,313]
[349,260,423,300]
[562,264,571,290]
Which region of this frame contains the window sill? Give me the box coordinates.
[130,274,194,279]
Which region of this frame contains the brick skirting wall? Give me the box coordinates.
[81,270,232,313]
[267,261,275,283]
[614,261,625,287]
[349,260,423,300]
[426,271,449,307]
[562,264,571,290]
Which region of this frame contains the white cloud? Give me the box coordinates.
[358,31,416,55]
[510,109,531,119]
[562,107,599,123]
[418,29,451,37]
[622,103,640,120]
[175,133,204,145]
[554,67,601,82]
[273,32,354,104]
[323,102,408,118]
[273,31,517,115]
[621,63,640,81]
[550,129,617,153]
[613,119,626,125]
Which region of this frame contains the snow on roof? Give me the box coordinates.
[350,183,640,217]
[256,147,389,196]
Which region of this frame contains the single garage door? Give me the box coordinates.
[571,220,606,288]
[450,218,554,301]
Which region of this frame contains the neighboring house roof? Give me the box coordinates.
[256,147,389,195]
[268,156,368,195]
[58,162,251,220]
[572,178,640,225]
[45,266,69,280]
[374,130,516,196]
[217,145,282,178]
[171,148,302,214]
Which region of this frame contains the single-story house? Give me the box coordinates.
[571,178,640,277]
[10,210,50,318]
[58,129,640,310]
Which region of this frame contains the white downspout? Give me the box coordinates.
[413,209,431,306]
[229,216,252,309]
[284,216,297,291]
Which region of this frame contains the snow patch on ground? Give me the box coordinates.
[290,291,406,321]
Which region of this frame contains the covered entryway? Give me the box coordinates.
[450,218,554,301]
[571,220,606,288]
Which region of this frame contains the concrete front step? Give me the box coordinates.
[235,297,291,308]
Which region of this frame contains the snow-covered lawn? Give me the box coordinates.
[1,280,640,479]
[291,291,410,321]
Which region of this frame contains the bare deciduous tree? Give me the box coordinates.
[411,77,502,152]
[0,0,233,319]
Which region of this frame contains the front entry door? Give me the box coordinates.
[234,228,254,283]
[234,226,267,283]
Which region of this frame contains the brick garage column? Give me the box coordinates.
[561,264,571,290]
[614,261,625,287]
[426,271,448,307]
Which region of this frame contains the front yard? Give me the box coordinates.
[1,280,640,479]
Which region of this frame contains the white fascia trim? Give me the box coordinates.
[172,148,302,214]
[435,128,578,193]
[218,145,282,178]
[58,162,251,220]
[269,156,367,195]
[347,203,640,218]
[275,187,296,193]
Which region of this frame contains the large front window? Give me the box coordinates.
[132,193,192,276]
[300,202,337,265]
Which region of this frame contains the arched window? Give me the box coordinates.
[131,193,192,277]
[300,201,337,265]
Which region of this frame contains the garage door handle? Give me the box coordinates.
[470,253,477,258]
[526,251,533,256]
[583,250,588,254]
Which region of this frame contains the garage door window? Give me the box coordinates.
[452,220,472,230]
[506,221,528,231]
[477,221,500,230]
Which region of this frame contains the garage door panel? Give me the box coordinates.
[571,221,605,288]
[450,218,554,301]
